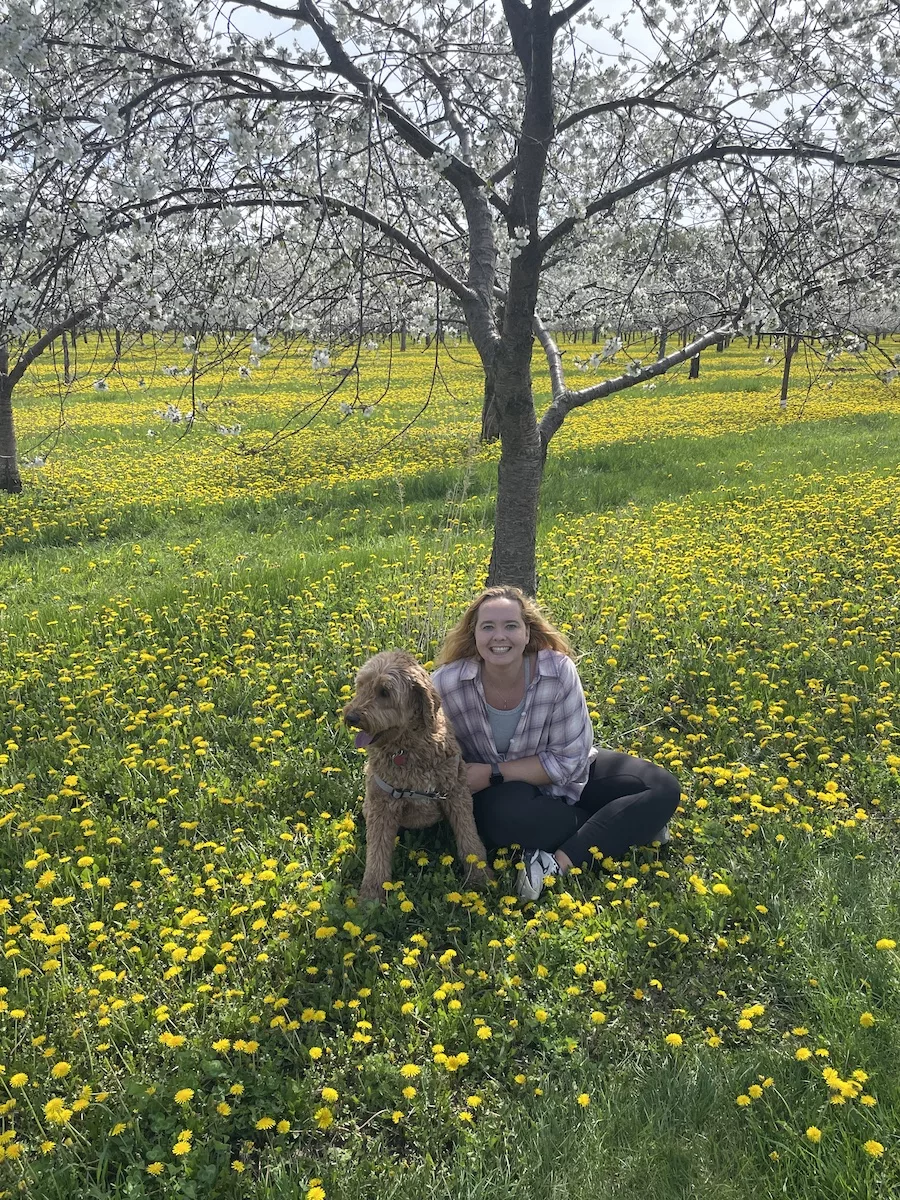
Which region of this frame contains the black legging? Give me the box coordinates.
[472,749,680,866]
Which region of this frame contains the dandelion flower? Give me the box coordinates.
[806,1126,822,1143]
[863,1140,884,1158]
[577,1093,590,1107]
[859,1012,876,1027]
[255,1116,275,1130]
[400,1064,421,1078]
[50,1061,72,1079]
[174,1089,194,1105]
[146,1162,164,1175]
[875,939,896,951]
[665,1033,683,1047]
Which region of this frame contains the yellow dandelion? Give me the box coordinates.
[805,1126,822,1144]
[863,1140,884,1158]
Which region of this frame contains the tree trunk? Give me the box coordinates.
[689,353,700,379]
[487,376,543,594]
[0,375,22,494]
[399,319,407,352]
[657,326,668,360]
[780,334,801,410]
[62,334,71,384]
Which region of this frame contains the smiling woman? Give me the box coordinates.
[432,586,681,901]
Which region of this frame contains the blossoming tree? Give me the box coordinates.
[7,0,900,589]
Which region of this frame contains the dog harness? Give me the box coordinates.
[371,750,460,803]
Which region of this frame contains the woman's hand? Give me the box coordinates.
[466,762,493,793]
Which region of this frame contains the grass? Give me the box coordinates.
[0,338,898,1199]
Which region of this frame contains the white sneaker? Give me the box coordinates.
[651,824,670,845]
[516,849,560,902]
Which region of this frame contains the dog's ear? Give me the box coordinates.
[411,674,440,736]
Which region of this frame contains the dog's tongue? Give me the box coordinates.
[354,730,374,749]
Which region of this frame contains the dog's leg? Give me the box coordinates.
[359,789,399,902]
[444,789,493,890]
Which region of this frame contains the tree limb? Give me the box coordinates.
[532,314,565,400]
[538,326,731,447]
[540,142,900,255]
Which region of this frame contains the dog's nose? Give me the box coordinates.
[343,708,361,727]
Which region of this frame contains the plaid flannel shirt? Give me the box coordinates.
[432,650,595,804]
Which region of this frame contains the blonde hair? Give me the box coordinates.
[435,586,574,665]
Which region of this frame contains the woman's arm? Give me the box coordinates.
[534,657,594,788]
[465,756,551,793]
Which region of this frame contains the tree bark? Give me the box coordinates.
[0,374,22,495]
[487,365,543,594]
[780,334,801,409]
[689,353,700,379]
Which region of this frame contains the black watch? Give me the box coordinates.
[489,764,504,787]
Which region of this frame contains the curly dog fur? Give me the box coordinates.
[344,650,491,901]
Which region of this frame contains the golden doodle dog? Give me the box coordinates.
[343,650,491,901]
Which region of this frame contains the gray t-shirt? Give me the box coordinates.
[484,658,531,755]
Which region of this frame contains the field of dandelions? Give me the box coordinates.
[1,332,899,1199]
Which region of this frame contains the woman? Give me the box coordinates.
[432,586,680,900]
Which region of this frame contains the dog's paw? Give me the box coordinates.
[464,865,494,890]
[357,883,386,904]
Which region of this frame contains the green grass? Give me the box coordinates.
[1,398,899,1199]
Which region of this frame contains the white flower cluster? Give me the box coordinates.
[155,404,194,425]
[311,348,331,370]
[508,227,530,259]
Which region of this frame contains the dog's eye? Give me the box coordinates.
[379,686,391,698]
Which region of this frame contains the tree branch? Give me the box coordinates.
[540,142,900,255]
[550,0,599,33]
[154,192,476,304]
[538,326,732,447]
[532,314,565,400]
[293,0,508,216]
[8,305,99,389]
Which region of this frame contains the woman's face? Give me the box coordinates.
[473,597,530,667]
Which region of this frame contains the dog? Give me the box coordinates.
[343,650,491,901]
